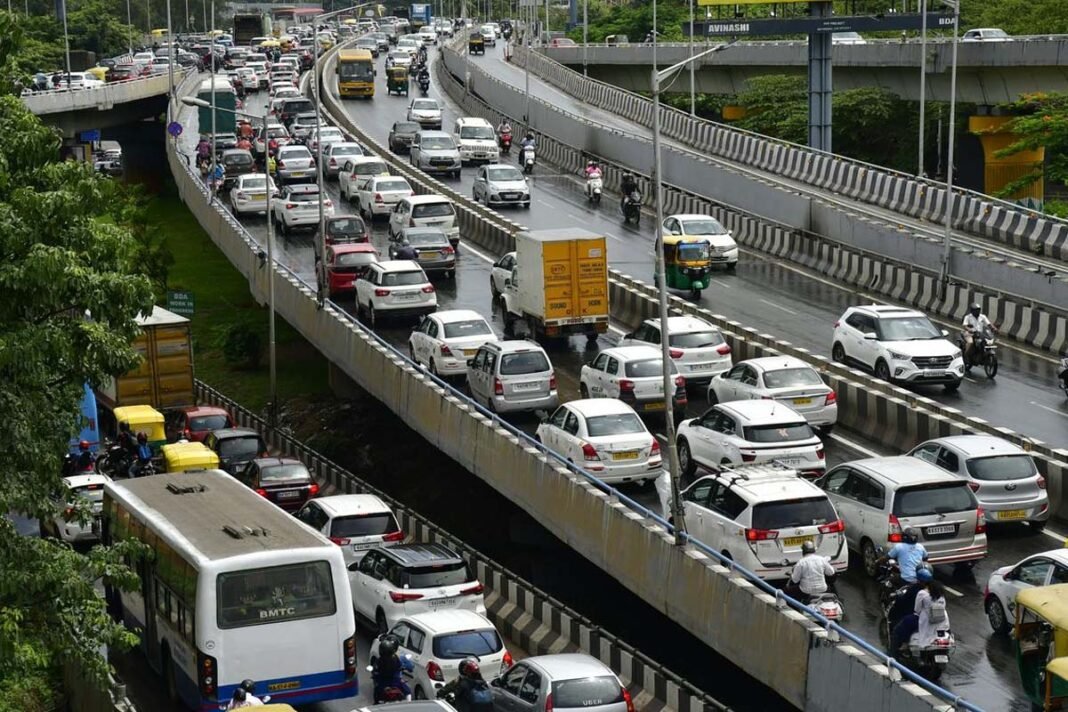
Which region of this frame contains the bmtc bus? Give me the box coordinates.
[101,470,358,710]
[336,49,376,98]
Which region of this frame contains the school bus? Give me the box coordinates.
[336,48,375,98]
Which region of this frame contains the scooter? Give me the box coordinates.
[585,173,603,204]
[499,131,512,154]
[622,191,641,225]
[1060,355,1068,397]
[520,145,535,174]
[876,560,955,682]
[808,591,844,622]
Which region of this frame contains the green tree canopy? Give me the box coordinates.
[990,92,1068,212]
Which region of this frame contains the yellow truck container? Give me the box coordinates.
[501,228,609,340]
[97,306,194,411]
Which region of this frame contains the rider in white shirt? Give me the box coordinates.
[961,302,995,367]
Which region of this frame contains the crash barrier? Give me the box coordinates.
[430,49,1068,513]
[171,64,974,712]
[63,663,137,712]
[510,42,1068,262]
[194,382,722,712]
[444,39,1068,352]
[22,71,187,116]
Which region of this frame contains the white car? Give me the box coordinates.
[479,26,496,46]
[984,550,1068,634]
[295,494,404,567]
[354,175,413,220]
[618,316,733,385]
[387,50,413,68]
[271,85,301,101]
[371,610,511,700]
[407,98,443,130]
[308,126,346,154]
[490,251,516,297]
[229,172,278,215]
[253,123,290,155]
[535,399,663,484]
[388,195,459,245]
[831,304,964,392]
[324,141,367,178]
[417,26,438,45]
[831,31,867,44]
[676,400,825,478]
[355,260,437,327]
[962,27,1011,42]
[408,309,498,377]
[410,131,461,177]
[708,356,838,432]
[472,164,528,207]
[236,66,258,91]
[41,472,112,543]
[349,543,487,633]
[579,345,687,420]
[662,213,738,270]
[271,183,334,236]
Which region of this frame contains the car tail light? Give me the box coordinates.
[285,202,296,209]
[374,288,390,297]
[389,591,425,603]
[716,344,732,355]
[442,246,455,255]
[235,191,246,199]
[834,320,841,328]
[440,344,453,356]
[977,506,986,534]
[668,348,684,359]
[383,530,405,542]
[816,446,825,460]
[582,443,600,462]
[308,483,319,496]
[745,528,778,541]
[197,651,218,697]
[888,513,903,543]
[344,634,357,678]
[549,373,557,390]
[650,440,661,456]
[544,693,553,712]
[741,452,756,462]
[374,192,384,203]
[818,519,845,534]
[254,488,268,498]
[329,157,337,167]
[328,536,351,545]
[502,650,513,668]
[461,583,484,596]
[623,687,636,712]
[494,378,504,396]
[426,660,445,681]
[967,482,980,492]
[619,379,634,393]
[1038,475,1047,489]
[825,391,837,405]
[421,285,435,293]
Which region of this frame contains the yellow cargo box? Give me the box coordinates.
[161,441,221,473]
[97,306,194,411]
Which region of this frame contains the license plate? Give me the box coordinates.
[268,680,301,692]
[997,509,1028,521]
[463,349,478,357]
[925,370,945,377]
[612,450,640,461]
[512,381,540,391]
[782,535,814,548]
[644,401,666,411]
[277,490,300,500]
[252,193,266,200]
[925,524,955,536]
[778,457,802,466]
[418,253,434,261]
[290,171,305,177]
[689,363,713,371]
[352,542,373,551]
[502,193,519,199]
[395,292,418,300]
[793,397,813,406]
[934,655,949,664]
[428,597,457,608]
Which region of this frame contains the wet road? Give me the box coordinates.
[172,63,1068,710]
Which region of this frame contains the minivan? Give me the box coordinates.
[467,340,558,414]
[817,456,987,576]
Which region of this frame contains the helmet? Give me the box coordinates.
[79,440,90,451]
[240,680,256,694]
[137,431,147,444]
[801,540,816,555]
[525,132,533,140]
[232,688,247,703]
[458,657,480,678]
[902,527,919,544]
[916,567,933,583]
[970,302,981,316]
[379,634,399,657]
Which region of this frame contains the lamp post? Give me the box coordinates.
[582,0,587,77]
[650,41,731,546]
[127,0,134,54]
[166,0,174,122]
[688,0,695,116]
[182,96,277,421]
[917,0,927,176]
[938,0,959,298]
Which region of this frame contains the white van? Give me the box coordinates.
[454,117,500,164]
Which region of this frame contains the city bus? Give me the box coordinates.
[101,470,358,710]
[336,49,375,98]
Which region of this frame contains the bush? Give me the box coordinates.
[221,322,263,369]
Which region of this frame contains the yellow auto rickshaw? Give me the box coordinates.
[386,65,409,96]
[1014,584,1068,711]
[654,234,713,298]
[87,65,108,82]
[161,441,221,473]
[113,405,167,451]
[469,31,485,55]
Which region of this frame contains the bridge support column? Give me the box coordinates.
[807,2,833,152]
[969,113,1045,208]
[105,120,167,190]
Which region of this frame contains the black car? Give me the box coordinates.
[324,214,369,245]
[236,457,318,512]
[279,97,315,126]
[219,148,255,188]
[203,428,268,475]
[388,121,420,154]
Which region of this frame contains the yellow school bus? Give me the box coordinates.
[336,48,375,98]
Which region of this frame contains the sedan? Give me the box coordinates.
[984,549,1068,633]
[407,98,443,129]
[662,213,739,270]
[579,345,687,420]
[228,173,278,215]
[708,356,838,432]
[274,144,316,185]
[355,176,413,221]
[472,164,530,208]
[390,227,456,278]
[386,50,413,68]
[618,316,733,385]
[535,399,662,484]
[408,309,498,376]
[237,457,320,512]
[308,126,346,154]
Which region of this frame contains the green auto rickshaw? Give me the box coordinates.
[386,65,409,96]
[654,234,712,298]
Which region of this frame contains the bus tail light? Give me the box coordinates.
[197,650,218,697]
[344,634,357,678]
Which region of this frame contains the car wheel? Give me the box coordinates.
[874,359,891,383]
[831,342,846,364]
[986,597,1010,634]
[579,383,589,398]
[490,279,500,298]
[429,358,439,377]
[677,438,696,478]
[862,538,879,577]
[375,608,388,635]
[368,305,377,329]
[706,387,719,405]
[414,686,427,700]
[409,345,418,364]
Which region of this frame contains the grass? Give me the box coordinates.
[146,188,330,412]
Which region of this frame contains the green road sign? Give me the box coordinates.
[167,290,196,315]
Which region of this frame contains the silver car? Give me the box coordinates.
[909,435,1049,530]
[274,144,316,185]
[467,340,558,414]
[407,98,443,130]
[390,227,456,278]
[323,141,366,178]
[472,163,530,208]
[410,131,461,178]
[491,654,630,712]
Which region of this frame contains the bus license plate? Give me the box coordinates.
[612,451,640,461]
[782,536,813,548]
[997,509,1027,521]
[268,680,301,692]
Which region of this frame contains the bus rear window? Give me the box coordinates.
[217,560,336,628]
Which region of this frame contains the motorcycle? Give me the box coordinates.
[959,328,999,379]
[95,443,132,478]
[875,559,955,682]
[585,172,603,204]
[622,191,641,225]
[368,655,414,703]
[1060,355,1068,397]
[520,145,536,174]
[418,77,430,95]
[498,131,512,154]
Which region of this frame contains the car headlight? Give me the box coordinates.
[887,351,910,361]
[950,349,962,360]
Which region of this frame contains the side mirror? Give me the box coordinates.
[491,677,502,687]
[941,329,949,337]
[467,359,475,367]
[504,278,511,287]
[862,332,877,340]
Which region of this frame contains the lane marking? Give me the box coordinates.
[759,298,798,316]
[827,432,881,459]
[1041,525,1068,544]
[1031,401,1068,419]
[943,585,964,598]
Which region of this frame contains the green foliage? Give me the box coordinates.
[221,322,264,369]
[734,74,809,145]
[569,0,689,43]
[961,0,1068,36]
[990,93,1068,199]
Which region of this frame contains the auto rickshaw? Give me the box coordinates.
[654,234,713,298]
[1014,584,1068,711]
[386,65,409,96]
[469,31,485,55]
[161,441,221,473]
[113,405,167,451]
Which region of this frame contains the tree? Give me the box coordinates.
[990,92,1068,214]
[733,75,809,145]
[962,0,1068,36]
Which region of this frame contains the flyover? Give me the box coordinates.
[541,37,1068,103]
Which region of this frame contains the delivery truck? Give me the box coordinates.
[233,12,268,46]
[499,228,609,341]
[96,306,195,412]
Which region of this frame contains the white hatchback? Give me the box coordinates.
[42,472,112,543]
[295,494,404,566]
[708,356,838,432]
[662,213,739,270]
[536,399,662,484]
[355,260,437,327]
[579,345,687,420]
[618,316,733,385]
[355,175,413,220]
[408,309,498,377]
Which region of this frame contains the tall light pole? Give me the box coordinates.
[688,0,695,116]
[127,0,134,54]
[938,0,959,298]
[523,0,531,122]
[581,0,587,77]
[166,0,174,122]
[60,0,71,90]
[917,0,927,176]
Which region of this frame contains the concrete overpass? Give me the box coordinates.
[22,72,183,137]
[541,37,1068,103]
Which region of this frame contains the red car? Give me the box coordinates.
[168,405,235,442]
[324,243,378,296]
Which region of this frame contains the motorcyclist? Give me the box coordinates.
[583,160,602,179]
[226,686,264,709]
[393,238,420,261]
[210,162,226,193]
[786,540,835,604]
[879,527,929,586]
[518,132,535,165]
[417,66,430,86]
[73,440,95,471]
[238,120,254,140]
[117,421,135,454]
[497,120,513,151]
[196,137,211,168]
[620,172,638,212]
[371,635,411,703]
[889,570,944,654]
[437,657,493,712]
[961,302,996,370]
[237,135,253,152]
[232,680,264,708]
[129,432,154,478]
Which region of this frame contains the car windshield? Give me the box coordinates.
[586,413,645,437]
[681,218,727,235]
[412,203,454,218]
[394,122,420,134]
[677,242,711,261]
[69,484,106,505]
[551,677,624,708]
[332,145,363,156]
[986,29,1009,37]
[893,483,976,516]
[241,176,268,190]
[260,463,310,481]
[460,126,495,140]
[965,454,1037,481]
[432,629,502,659]
[190,414,230,431]
[381,271,426,286]
[217,436,262,458]
[669,330,724,348]
[223,153,252,165]
[284,99,313,113]
[413,100,438,110]
[420,136,454,150]
[267,127,288,138]
[763,367,824,389]
[289,191,321,202]
[443,319,492,338]
[878,316,942,341]
[406,231,447,247]
[377,179,410,192]
[500,351,550,375]
[318,129,343,140]
[743,422,814,443]
[486,167,523,182]
[329,218,364,233]
[281,147,311,159]
[751,497,836,530]
[335,252,376,267]
[398,562,471,588]
[624,358,676,378]
[329,513,399,538]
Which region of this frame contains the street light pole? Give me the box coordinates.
[917,0,927,176]
[127,0,134,54]
[688,0,695,116]
[938,0,959,298]
[313,9,327,309]
[581,0,587,77]
[166,0,174,122]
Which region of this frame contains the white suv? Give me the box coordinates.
[618,316,733,385]
[271,183,334,236]
[831,305,964,392]
[454,117,500,164]
[355,260,437,328]
[41,473,112,543]
[295,494,403,566]
[677,464,847,581]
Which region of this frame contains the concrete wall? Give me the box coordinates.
[22,73,181,115]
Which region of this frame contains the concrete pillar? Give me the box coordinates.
[328,361,366,399]
[969,114,1045,208]
[807,2,833,152]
